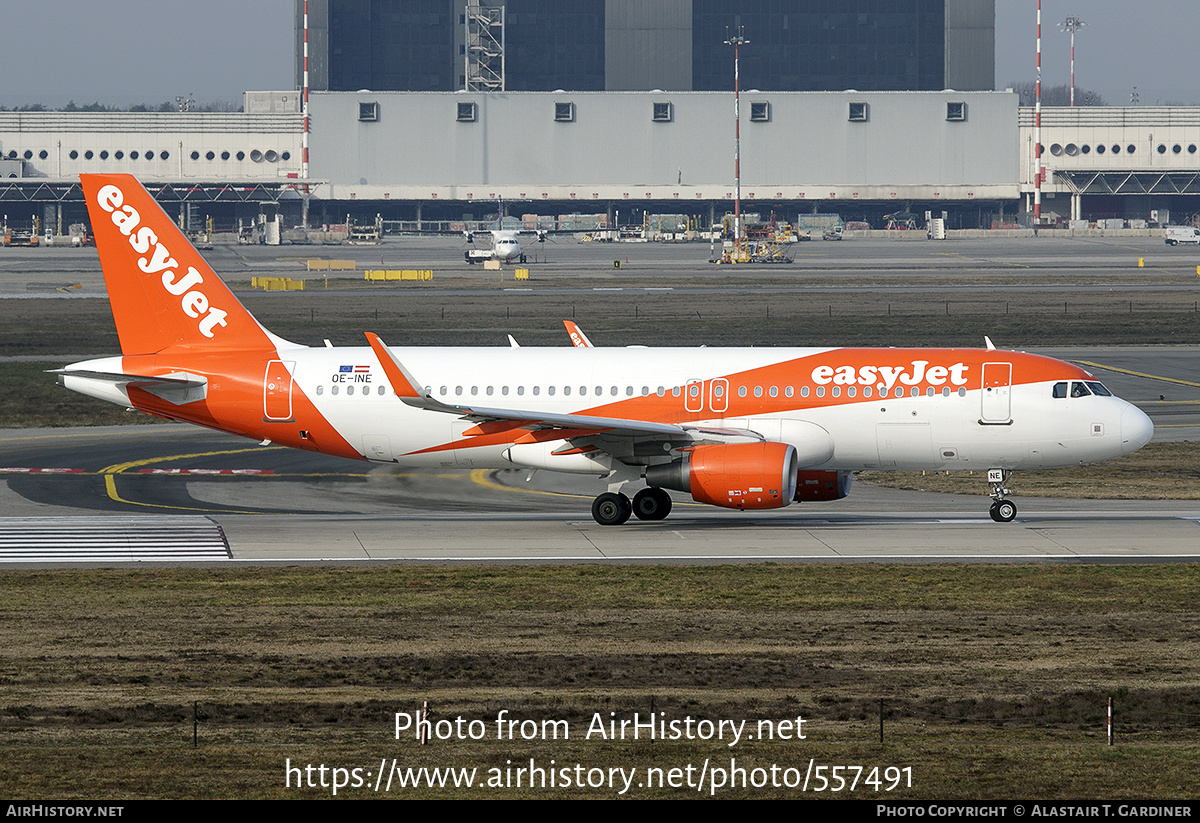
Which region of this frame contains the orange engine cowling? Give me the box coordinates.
[645,442,799,510]
[793,470,854,502]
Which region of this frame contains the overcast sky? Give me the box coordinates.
[0,0,292,109]
[996,0,1200,105]
[0,1,1197,108]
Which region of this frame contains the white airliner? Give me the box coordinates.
[464,229,523,263]
[58,175,1154,525]
[463,198,538,263]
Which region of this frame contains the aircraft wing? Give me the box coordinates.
[365,332,758,446]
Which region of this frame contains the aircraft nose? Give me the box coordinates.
[1121,403,1154,452]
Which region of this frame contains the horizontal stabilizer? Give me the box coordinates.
[52,369,208,406]
[50,369,206,389]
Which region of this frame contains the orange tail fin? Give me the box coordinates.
[81,174,280,355]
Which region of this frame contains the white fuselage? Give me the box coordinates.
[490,231,521,262]
[283,345,1152,472]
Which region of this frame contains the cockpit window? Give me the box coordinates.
[1052,382,1068,399]
[1070,381,1092,398]
[1086,381,1113,396]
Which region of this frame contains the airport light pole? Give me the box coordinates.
[1058,16,1086,107]
[725,28,748,258]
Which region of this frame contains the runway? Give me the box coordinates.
[3,238,1199,565]
[2,413,1198,565]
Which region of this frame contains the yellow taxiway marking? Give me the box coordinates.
[101,446,286,514]
[0,427,186,443]
[469,468,591,500]
[97,446,490,511]
[1073,361,1200,389]
[100,446,286,475]
[100,474,261,514]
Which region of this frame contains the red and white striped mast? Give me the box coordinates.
[725,27,748,258]
[1059,16,1086,107]
[301,0,311,226]
[1033,0,1042,222]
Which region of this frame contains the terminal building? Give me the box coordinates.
[1,2,1199,235]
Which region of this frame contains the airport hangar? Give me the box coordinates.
[3,92,1200,235]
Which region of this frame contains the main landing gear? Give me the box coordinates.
[987,468,1017,523]
[591,488,673,525]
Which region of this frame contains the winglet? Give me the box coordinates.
[365,333,424,399]
[984,335,997,351]
[563,320,594,348]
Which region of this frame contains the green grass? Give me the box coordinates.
[2,565,1199,798]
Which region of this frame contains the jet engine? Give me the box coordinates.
[793,470,854,502]
[644,442,799,510]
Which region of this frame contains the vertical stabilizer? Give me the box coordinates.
[81,174,279,355]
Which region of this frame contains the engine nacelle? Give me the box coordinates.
[793,470,854,502]
[645,442,799,510]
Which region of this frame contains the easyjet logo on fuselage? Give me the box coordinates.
[95,184,228,338]
[810,360,969,391]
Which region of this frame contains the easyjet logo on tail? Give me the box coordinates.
[811,360,969,391]
[95,184,228,338]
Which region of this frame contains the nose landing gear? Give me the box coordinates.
[987,468,1017,522]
